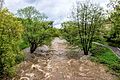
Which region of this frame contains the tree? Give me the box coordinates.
[0,9,23,78]
[17,6,47,20]
[108,0,120,47]
[17,6,53,53]
[0,0,4,10]
[61,21,79,45]
[71,1,104,55]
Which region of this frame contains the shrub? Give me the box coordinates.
[0,9,24,78]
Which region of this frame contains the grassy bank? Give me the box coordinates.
[90,44,120,76]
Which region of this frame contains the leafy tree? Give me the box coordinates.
[17,6,53,53]
[0,9,23,78]
[108,1,120,47]
[17,6,47,20]
[50,28,61,37]
[61,21,79,45]
[71,1,104,55]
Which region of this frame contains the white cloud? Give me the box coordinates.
[4,0,109,28]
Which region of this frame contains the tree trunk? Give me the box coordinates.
[84,51,89,55]
[30,42,37,53]
[83,47,89,55]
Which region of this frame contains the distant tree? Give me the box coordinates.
[108,0,120,47]
[108,0,120,9]
[71,1,104,55]
[61,21,79,45]
[17,6,47,20]
[17,6,53,53]
[0,0,4,10]
[0,9,23,78]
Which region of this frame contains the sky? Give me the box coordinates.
[4,0,110,28]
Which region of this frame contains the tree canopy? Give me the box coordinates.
[62,1,104,55]
[17,6,47,20]
[17,6,55,53]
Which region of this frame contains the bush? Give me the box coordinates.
[0,9,24,78]
[111,63,120,73]
[15,52,25,64]
[108,42,120,48]
[19,39,29,50]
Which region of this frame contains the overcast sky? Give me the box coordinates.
[4,0,109,28]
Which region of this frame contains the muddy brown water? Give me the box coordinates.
[13,38,118,80]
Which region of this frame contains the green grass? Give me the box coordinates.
[90,44,120,76]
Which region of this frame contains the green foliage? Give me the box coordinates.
[93,24,107,44]
[51,28,61,37]
[17,6,47,20]
[17,6,55,53]
[62,1,104,55]
[19,39,29,50]
[61,21,79,46]
[15,51,25,64]
[90,44,120,76]
[23,20,48,45]
[108,1,120,47]
[41,27,60,45]
[17,6,62,53]
[0,9,24,78]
